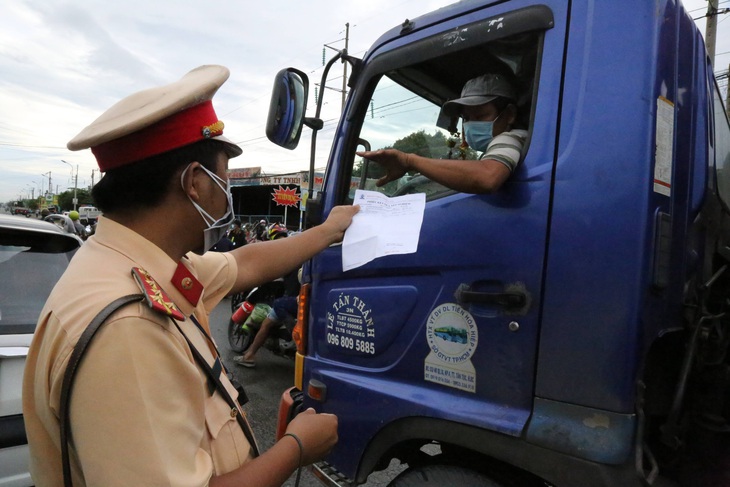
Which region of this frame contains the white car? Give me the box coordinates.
[0,214,81,486]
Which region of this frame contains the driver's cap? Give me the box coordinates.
[442,73,516,118]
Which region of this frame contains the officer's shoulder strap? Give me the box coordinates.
[59,293,145,487]
[130,267,184,321]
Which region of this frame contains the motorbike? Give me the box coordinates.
[227,280,296,358]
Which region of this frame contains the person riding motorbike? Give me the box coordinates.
[254,219,268,241]
[228,219,247,249]
[68,210,87,239]
[234,224,299,367]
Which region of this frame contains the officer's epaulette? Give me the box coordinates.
[131,267,185,321]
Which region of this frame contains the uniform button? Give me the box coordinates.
[230,408,238,418]
[181,277,193,290]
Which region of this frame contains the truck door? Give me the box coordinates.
[307,2,566,450]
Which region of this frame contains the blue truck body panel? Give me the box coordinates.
[269,0,730,484]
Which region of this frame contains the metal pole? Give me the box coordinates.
[74,166,78,211]
[61,160,79,210]
[726,63,730,118]
[342,23,349,112]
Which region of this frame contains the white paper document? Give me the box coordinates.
[342,190,426,271]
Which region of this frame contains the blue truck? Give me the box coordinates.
[266,0,730,485]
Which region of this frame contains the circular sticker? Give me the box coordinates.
[426,303,478,364]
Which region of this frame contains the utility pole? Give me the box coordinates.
[41,172,52,197]
[61,160,79,210]
[707,0,719,65]
[726,62,730,117]
[322,23,351,113]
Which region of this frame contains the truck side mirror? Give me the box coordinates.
[266,68,309,150]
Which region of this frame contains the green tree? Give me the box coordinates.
[392,130,435,158]
[57,188,93,211]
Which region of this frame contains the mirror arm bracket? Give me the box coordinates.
[304,118,324,130]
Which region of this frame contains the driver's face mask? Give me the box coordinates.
[463,111,501,152]
[181,163,234,254]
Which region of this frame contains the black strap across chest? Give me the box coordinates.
[170,315,259,456]
[58,294,257,487]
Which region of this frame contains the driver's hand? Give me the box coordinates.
[356,149,410,186]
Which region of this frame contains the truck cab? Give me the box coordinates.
[77,206,101,225]
[268,1,730,485]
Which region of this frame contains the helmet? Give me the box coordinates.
[268,224,288,240]
[69,211,79,221]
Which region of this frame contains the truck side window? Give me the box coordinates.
[346,32,540,203]
[351,76,457,201]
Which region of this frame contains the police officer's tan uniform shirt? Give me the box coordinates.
[23,216,253,486]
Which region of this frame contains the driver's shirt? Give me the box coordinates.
[23,216,254,486]
[480,128,528,172]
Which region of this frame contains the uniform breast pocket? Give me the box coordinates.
[204,393,252,474]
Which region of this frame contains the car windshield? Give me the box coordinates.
[0,239,76,334]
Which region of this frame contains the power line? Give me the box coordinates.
[693,5,730,20]
[692,2,730,13]
[0,141,65,150]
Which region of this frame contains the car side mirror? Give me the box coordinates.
[266,68,309,150]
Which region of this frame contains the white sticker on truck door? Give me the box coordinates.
[424,303,477,393]
[654,96,674,197]
[326,293,376,355]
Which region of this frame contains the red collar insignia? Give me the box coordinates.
[131,267,185,321]
[171,261,203,307]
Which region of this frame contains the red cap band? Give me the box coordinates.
[91,101,223,171]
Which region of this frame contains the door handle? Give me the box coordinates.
[455,284,527,309]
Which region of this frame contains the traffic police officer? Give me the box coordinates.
[23,65,357,486]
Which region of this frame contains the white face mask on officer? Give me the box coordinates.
[181,163,234,254]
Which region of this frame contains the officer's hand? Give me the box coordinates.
[284,408,338,465]
[321,204,359,243]
[356,149,409,186]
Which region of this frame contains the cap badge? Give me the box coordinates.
[202,120,225,139]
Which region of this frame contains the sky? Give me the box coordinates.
[0,0,727,204]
